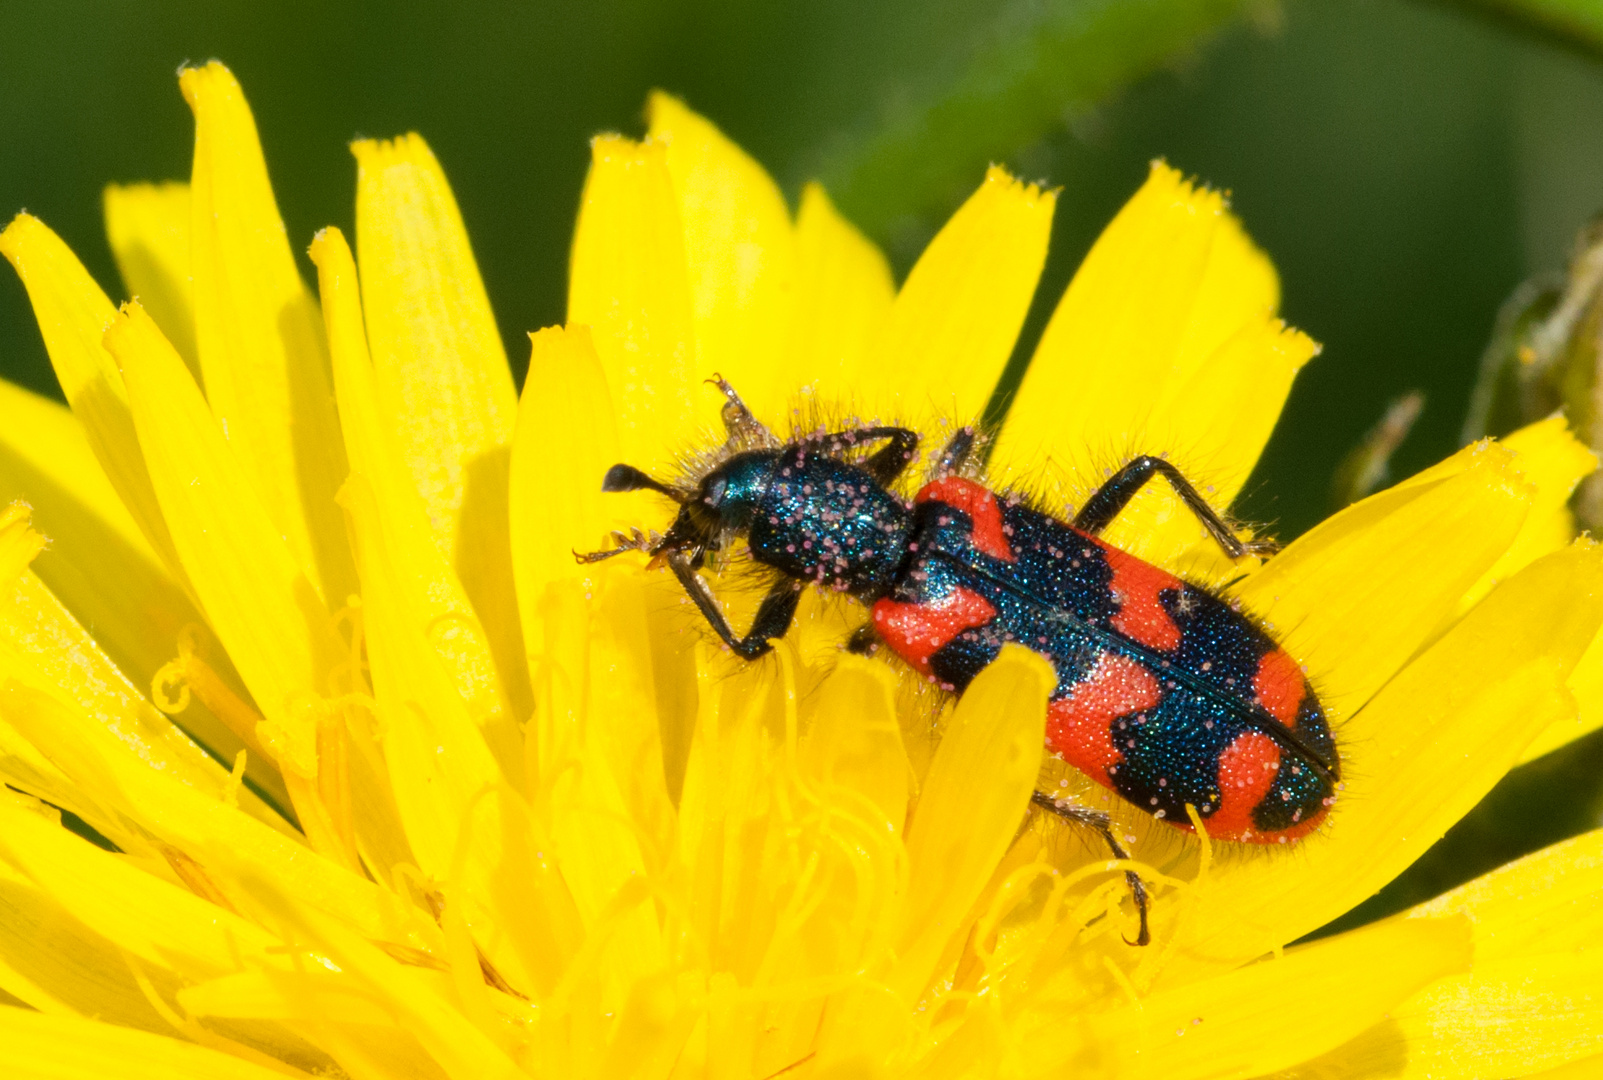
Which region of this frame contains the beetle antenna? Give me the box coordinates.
[601,463,682,501]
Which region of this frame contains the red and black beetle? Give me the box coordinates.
[579,378,1340,944]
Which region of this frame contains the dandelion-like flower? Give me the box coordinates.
[2,60,1603,1079]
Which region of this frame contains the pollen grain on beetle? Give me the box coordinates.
[1,59,1603,1080]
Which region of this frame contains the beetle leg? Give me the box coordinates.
[707,374,778,449]
[845,623,880,655]
[1073,455,1276,559]
[667,551,804,659]
[802,425,921,486]
[574,526,660,564]
[1030,790,1151,947]
[934,426,980,477]
[859,427,922,485]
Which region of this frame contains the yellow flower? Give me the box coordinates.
[2,59,1603,1080]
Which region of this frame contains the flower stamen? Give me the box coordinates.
[149,629,371,869]
[151,624,269,761]
[151,619,366,871]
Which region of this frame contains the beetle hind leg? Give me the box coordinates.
[1030,790,1151,947]
[1073,455,1267,562]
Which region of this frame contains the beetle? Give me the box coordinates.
[578,377,1340,945]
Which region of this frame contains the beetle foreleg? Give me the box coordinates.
[708,374,778,450]
[667,551,804,660]
[574,527,662,564]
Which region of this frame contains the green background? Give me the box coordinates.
[4,0,1603,931]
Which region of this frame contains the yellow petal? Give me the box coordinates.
[310,227,515,773]
[1233,440,1530,715]
[1351,830,1603,1076]
[0,380,278,799]
[0,504,44,585]
[180,61,354,605]
[1290,950,1603,1080]
[350,134,528,719]
[1409,827,1603,962]
[1484,418,1603,763]
[337,473,507,833]
[993,161,1290,500]
[1086,315,1316,581]
[799,655,910,835]
[890,644,1054,1003]
[772,660,911,976]
[0,792,277,978]
[1540,627,1603,763]
[509,324,634,656]
[231,866,524,1080]
[0,703,135,857]
[0,851,179,1033]
[568,134,702,470]
[0,675,432,963]
[350,133,517,537]
[178,969,395,1028]
[0,213,182,577]
[105,302,342,783]
[785,183,896,399]
[858,166,1054,425]
[1162,542,1603,984]
[0,1004,305,1079]
[673,644,902,1065]
[1527,1055,1603,1080]
[647,92,795,422]
[181,981,432,1080]
[524,574,664,988]
[1030,915,1470,1080]
[0,377,157,579]
[103,180,198,376]
[0,522,291,834]
[97,704,410,942]
[337,474,532,992]
[1463,415,1596,613]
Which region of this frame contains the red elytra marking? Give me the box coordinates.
[1045,652,1161,780]
[872,587,997,676]
[1253,649,1307,728]
[1204,731,1282,841]
[1097,542,1183,652]
[916,476,1015,561]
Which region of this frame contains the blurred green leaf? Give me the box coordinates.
[1452,0,1603,55]
[819,0,1261,234]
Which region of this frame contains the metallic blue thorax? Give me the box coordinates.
[741,445,913,595]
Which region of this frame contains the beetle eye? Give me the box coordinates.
[704,478,727,507]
